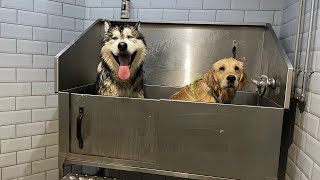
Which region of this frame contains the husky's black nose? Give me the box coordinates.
[118,42,127,51]
[227,75,236,83]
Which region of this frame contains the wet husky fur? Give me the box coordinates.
[96,21,147,98]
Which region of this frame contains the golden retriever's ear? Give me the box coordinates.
[238,72,248,90]
[203,69,219,91]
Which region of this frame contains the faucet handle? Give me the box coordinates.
[251,78,260,86]
[260,75,276,89]
[251,75,277,97]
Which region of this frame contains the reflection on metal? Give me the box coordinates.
[56,20,293,180]
[55,20,292,108]
[184,29,193,84]
[61,86,283,180]
[252,75,277,97]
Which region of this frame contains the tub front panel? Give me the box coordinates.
[69,94,159,163]
[157,100,284,180]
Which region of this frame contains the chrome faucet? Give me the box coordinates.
[251,75,276,97]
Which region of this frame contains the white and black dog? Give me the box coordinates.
[96,21,147,98]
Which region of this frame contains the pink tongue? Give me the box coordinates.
[118,55,130,80]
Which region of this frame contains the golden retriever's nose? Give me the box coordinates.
[227,75,236,83]
[118,42,127,51]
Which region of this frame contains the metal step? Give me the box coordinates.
[62,174,120,180]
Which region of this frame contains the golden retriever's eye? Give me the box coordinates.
[112,37,118,40]
[235,66,239,71]
[127,35,134,39]
[219,66,225,71]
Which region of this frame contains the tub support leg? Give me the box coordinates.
[59,153,67,179]
[278,98,297,180]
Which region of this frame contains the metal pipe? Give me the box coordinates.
[300,0,316,104]
[292,0,304,96]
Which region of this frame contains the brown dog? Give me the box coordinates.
[170,58,247,103]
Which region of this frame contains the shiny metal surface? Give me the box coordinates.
[61,85,283,180]
[261,26,293,108]
[60,153,233,180]
[251,75,277,96]
[59,92,70,153]
[69,94,158,162]
[157,99,283,180]
[57,20,292,180]
[142,24,264,91]
[55,20,104,92]
[55,19,292,108]
[62,83,277,107]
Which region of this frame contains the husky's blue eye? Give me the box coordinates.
[112,37,118,40]
[127,35,134,39]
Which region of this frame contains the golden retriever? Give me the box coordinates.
[170,57,247,103]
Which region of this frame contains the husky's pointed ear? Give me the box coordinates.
[104,21,111,32]
[135,21,141,31]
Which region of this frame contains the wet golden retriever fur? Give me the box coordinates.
[170,58,248,103]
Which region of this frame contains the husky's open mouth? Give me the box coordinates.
[112,51,137,80]
[113,51,137,67]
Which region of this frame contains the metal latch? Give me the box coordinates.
[251,75,276,97]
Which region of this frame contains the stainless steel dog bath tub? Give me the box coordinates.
[56,20,293,180]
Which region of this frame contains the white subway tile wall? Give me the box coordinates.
[189,10,216,22]
[2,163,32,180]
[46,169,59,180]
[281,0,320,179]
[0,0,299,179]
[163,9,189,21]
[83,0,281,36]
[18,173,46,180]
[17,148,46,164]
[0,0,83,179]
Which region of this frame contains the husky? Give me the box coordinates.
[96,21,147,98]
